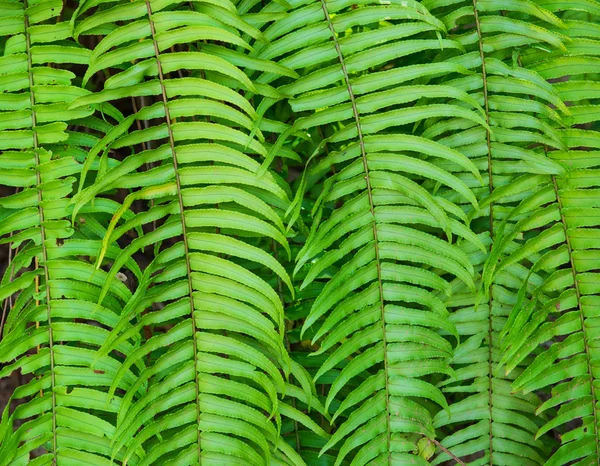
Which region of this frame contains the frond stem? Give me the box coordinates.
[145,1,202,460]
[472,0,494,208]
[24,1,57,460]
[472,1,495,462]
[428,437,466,465]
[320,0,392,459]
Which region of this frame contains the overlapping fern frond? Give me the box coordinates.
[66,1,305,464]
[417,0,570,464]
[0,1,137,464]
[251,1,492,463]
[485,3,600,465]
[488,129,600,466]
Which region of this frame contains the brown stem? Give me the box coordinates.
[428,437,466,465]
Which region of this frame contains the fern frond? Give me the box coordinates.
[489,132,600,465]
[68,1,299,464]
[0,1,133,463]
[411,0,572,464]
[487,3,600,463]
[251,1,496,463]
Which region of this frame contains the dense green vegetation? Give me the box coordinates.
[1,0,600,464]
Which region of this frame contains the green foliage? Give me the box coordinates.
[1,0,600,465]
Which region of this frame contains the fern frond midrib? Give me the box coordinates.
[472,1,495,462]
[25,0,57,458]
[319,0,392,458]
[551,174,600,460]
[144,0,202,458]
[274,238,303,454]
